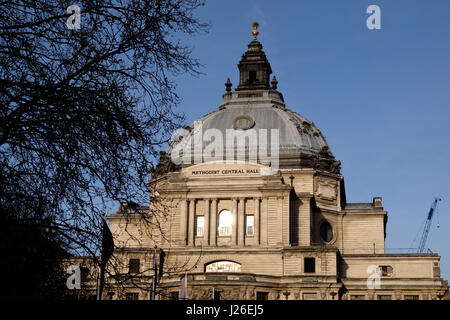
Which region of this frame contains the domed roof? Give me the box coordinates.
[199,100,328,154]
[154,36,341,175]
[162,90,340,174]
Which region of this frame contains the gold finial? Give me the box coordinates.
[252,21,259,39]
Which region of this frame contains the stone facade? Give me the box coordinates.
[106,162,447,300]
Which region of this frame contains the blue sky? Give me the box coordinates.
[171,0,450,279]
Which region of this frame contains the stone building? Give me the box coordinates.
[105,25,448,300]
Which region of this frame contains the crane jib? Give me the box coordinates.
[427,207,434,220]
[417,197,441,253]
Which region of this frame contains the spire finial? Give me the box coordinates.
[225,78,232,92]
[252,21,259,39]
[271,76,278,90]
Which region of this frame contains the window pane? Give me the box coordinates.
[129,259,140,274]
[205,261,241,273]
[304,257,315,273]
[380,265,393,277]
[246,215,254,235]
[196,216,204,236]
[218,210,232,236]
[169,292,179,300]
[249,71,256,84]
[125,293,139,300]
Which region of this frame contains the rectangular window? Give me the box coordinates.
[169,291,179,300]
[304,257,315,273]
[246,215,254,235]
[377,295,392,300]
[380,265,393,277]
[256,292,269,300]
[404,295,419,300]
[249,71,257,84]
[129,258,140,274]
[196,216,204,237]
[303,293,317,300]
[80,267,90,281]
[125,292,139,300]
[433,262,440,277]
[213,289,221,301]
[351,295,365,300]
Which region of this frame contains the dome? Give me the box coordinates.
[196,98,328,155]
[155,37,341,175]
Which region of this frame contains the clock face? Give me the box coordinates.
[234,115,255,130]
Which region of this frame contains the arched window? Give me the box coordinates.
[205,261,241,273]
[218,210,232,236]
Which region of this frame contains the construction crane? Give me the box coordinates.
[417,197,441,253]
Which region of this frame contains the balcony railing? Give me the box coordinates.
[340,248,434,254]
[384,248,434,254]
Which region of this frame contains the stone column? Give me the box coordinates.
[210,199,217,246]
[204,199,210,245]
[261,197,268,245]
[180,198,188,246]
[254,198,260,245]
[238,198,245,246]
[281,196,289,246]
[188,199,195,246]
[232,198,238,245]
[298,193,312,246]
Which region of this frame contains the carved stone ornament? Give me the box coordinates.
[315,178,337,201]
